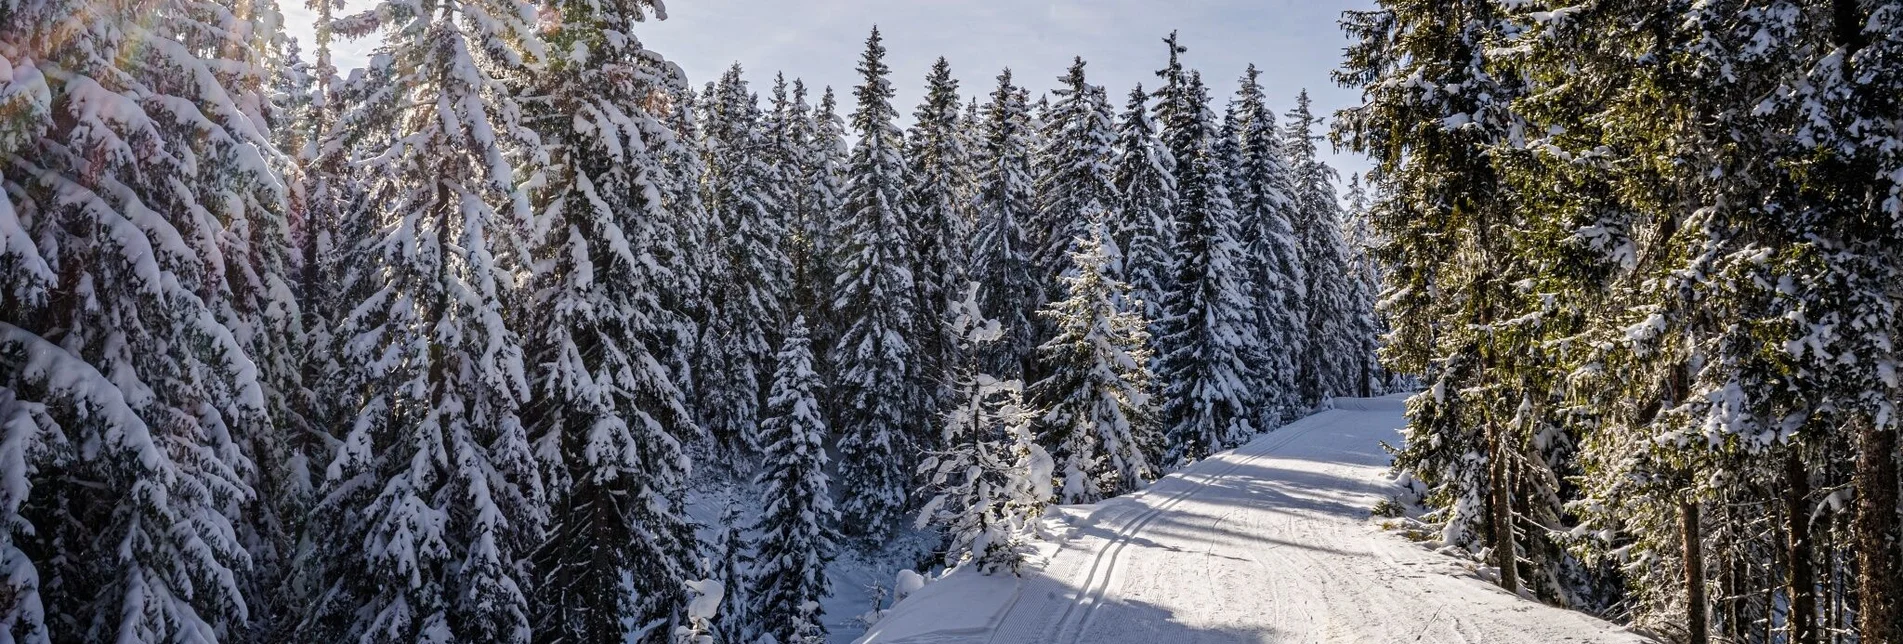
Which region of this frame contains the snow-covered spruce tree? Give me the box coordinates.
[1224,66,1305,424]
[750,317,838,644]
[1338,173,1383,397]
[696,64,791,466]
[1336,0,1537,597]
[1151,69,1259,467]
[1283,90,1355,405]
[709,500,754,644]
[905,57,972,405]
[650,80,714,429]
[0,0,301,634]
[521,0,701,640]
[1108,83,1177,330]
[918,285,1055,574]
[967,69,1041,383]
[297,0,549,640]
[1029,224,1157,503]
[1030,57,1119,328]
[830,27,925,539]
[791,84,848,354]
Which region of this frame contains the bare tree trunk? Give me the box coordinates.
[1855,418,1900,644]
[1489,423,1518,593]
[1684,500,1708,644]
[1786,450,1820,644]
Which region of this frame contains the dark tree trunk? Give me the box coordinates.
[1854,418,1900,644]
[1787,450,1819,644]
[1684,500,1708,644]
[1489,423,1518,593]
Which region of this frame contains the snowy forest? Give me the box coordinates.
[0,0,1387,641]
[1,0,1900,642]
[1338,2,1903,644]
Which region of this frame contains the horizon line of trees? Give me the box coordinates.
[0,0,1383,641]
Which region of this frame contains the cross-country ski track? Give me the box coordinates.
[854,395,1654,644]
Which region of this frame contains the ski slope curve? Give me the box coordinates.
[854,395,1653,644]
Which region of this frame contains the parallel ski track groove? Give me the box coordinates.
[999,414,1333,644]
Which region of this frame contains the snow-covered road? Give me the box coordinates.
[854,395,1653,644]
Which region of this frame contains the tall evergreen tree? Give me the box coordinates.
[1151,68,1258,466]
[0,0,292,635]
[1284,90,1355,404]
[1225,66,1304,424]
[521,1,699,640]
[790,85,848,366]
[830,27,924,538]
[1031,58,1120,314]
[967,69,1041,383]
[1109,83,1178,328]
[1030,224,1157,503]
[696,64,791,465]
[750,317,837,644]
[298,0,548,639]
[1339,174,1384,397]
[906,57,972,397]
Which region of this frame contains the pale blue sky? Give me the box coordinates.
[283,0,1373,179]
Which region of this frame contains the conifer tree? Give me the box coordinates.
[906,57,973,399]
[750,317,837,644]
[1339,174,1383,397]
[1109,84,1178,328]
[918,286,1055,574]
[521,1,700,639]
[1151,68,1258,466]
[298,0,549,639]
[709,500,754,644]
[967,70,1042,383]
[1284,90,1355,404]
[1337,0,1534,598]
[1032,58,1120,312]
[0,0,289,636]
[1225,67,1304,423]
[696,64,791,465]
[790,84,848,362]
[1030,224,1157,503]
[830,27,924,538]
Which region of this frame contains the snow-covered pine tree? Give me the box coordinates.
[918,285,1055,574]
[1151,68,1259,466]
[1109,83,1178,329]
[905,57,972,410]
[0,0,298,635]
[1031,57,1119,328]
[1339,173,1383,397]
[696,64,791,465]
[521,0,701,639]
[1030,223,1157,503]
[750,317,838,643]
[651,80,714,432]
[298,0,549,639]
[967,69,1041,383]
[1283,90,1355,405]
[792,84,848,356]
[830,27,924,539]
[1225,66,1304,424]
[709,500,754,644]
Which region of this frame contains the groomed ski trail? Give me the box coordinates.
[854,395,1653,644]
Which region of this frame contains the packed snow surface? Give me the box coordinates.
[856,395,1653,644]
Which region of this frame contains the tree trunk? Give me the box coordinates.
[1855,418,1900,644]
[1787,450,1819,644]
[1490,423,1518,593]
[1683,500,1708,644]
